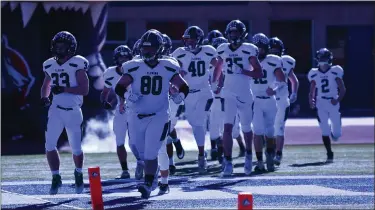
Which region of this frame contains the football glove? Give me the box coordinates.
[41,97,51,107]
[102,101,112,109]
[125,92,143,103]
[171,92,185,104]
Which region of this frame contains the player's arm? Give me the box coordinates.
[335,77,346,103]
[309,80,317,109]
[41,72,52,98]
[288,69,299,103]
[100,87,115,109]
[64,70,89,96]
[273,68,286,90]
[240,56,262,78]
[115,74,133,99]
[170,73,190,104]
[211,57,223,83]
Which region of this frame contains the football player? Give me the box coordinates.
[269,37,299,166]
[251,33,285,172]
[207,30,224,45]
[41,31,89,194]
[209,37,246,162]
[214,20,263,177]
[162,33,185,176]
[115,30,189,199]
[172,26,221,174]
[101,45,135,179]
[308,48,346,163]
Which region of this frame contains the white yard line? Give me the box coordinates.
[1,175,373,186]
[1,190,83,209]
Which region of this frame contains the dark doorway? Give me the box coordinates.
[270,20,313,75]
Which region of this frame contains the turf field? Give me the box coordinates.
[1,118,374,209]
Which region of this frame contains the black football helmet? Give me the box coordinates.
[207,30,224,45]
[212,37,228,49]
[252,33,270,59]
[269,37,285,56]
[139,30,164,62]
[202,38,209,45]
[132,39,141,56]
[182,26,204,51]
[162,34,172,55]
[113,45,133,67]
[51,31,77,59]
[225,20,247,45]
[316,48,333,65]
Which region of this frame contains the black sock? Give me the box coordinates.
[145,174,154,186]
[246,150,252,156]
[322,136,332,153]
[210,139,217,149]
[266,148,275,155]
[276,151,282,157]
[256,152,263,161]
[120,161,128,171]
[225,156,232,161]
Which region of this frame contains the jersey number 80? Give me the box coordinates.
[140,75,162,95]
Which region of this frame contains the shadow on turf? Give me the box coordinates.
[98,196,151,210]
[289,161,331,167]
[2,199,77,210]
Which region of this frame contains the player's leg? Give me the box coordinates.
[316,107,333,163]
[221,93,237,176]
[169,103,185,161]
[63,108,84,194]
[237,101,254,175]
[274,101,290,166]
[252,98,266,172]
[232,113,245,157]
[45,107,65,195]
[139,114,169,199]
[329,104,342,141]
[209,97,223,160]
[128,116,145,180]
[264,99,278,172]
[113,109,130,179]
[157,139,170,195]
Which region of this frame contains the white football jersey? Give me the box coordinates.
[276,55,296,98]
[122,58,179,114]
[308,65,344,98]
[103,66,124,106]
[250,54,283,97]
[172,45,217,90]
[43,55,89,107]
[216,43,258,95]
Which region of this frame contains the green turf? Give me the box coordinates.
[1,144,374,182]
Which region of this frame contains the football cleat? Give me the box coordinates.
[138,183,152,199]
[265,152,275,172]
[158,182,170,195]
[116,170,130,179]
[254,161,266,172]
[74,170,84,194]
[49,174,62,195]
[221,160,233,177]
[198,155,208,174]
[326,152,334,163]
[274,155,282,166]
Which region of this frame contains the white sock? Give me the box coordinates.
[161,177,168,184]
[52,170,59,175]
[169,157,174,165]
[75,168,82,173]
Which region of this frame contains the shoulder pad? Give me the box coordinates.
[242,43,258,57]
[331,65,344,77]
[122,60,141,74]
[70,55,89,70]
[281,55,296,65]
[172,47,187,59]
[43,58,55,72]
[266,54,282,67]
[307,68,318,80]
[217,43,229,55]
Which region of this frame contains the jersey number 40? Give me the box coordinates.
[188,61,206,77]
[140,75,162,95]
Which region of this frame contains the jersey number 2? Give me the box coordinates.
[141,75,162,95]
[51,73,70,87]
[188,60,205,77]
[254,70,267,84]
[321,79,330,93]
